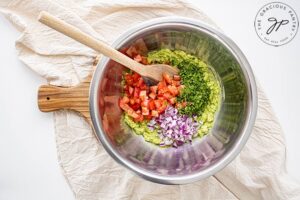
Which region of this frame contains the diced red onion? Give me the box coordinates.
[147,106,200,147]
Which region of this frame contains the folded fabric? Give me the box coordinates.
[1,0,300,199]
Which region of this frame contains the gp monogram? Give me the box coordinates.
[254,2,299,46]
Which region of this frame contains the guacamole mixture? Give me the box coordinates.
[120,49,221,147]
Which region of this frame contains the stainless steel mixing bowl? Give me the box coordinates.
[90,17,257,184]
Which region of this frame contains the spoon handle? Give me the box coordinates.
[38,11,145,73]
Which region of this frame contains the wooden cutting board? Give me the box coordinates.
[37,56,100,125]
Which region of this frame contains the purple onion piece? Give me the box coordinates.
[147,106,201,147]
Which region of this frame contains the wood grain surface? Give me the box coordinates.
[37,56,100,125]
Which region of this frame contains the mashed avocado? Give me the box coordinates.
[123,49,221,144]
[123,114,161,145]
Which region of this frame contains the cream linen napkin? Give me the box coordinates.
[1,0,300,199]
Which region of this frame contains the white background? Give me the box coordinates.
[0,0,299,199]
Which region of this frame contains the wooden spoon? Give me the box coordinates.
[38,11,179,83]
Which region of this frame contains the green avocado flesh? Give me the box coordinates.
[123,49,221,145]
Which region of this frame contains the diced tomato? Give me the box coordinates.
[168,85,179,96]
[126,78,134,86]
[151,110,159,117]
[137,77,144,88]
[135,98,141,104]
[154,99,162,108]
[128,86,134,95]
[134,114,144,122]
[122,96,129,104]
[171,80,181,87]
[139,84,147,90]
[150,86,158,94]
[139,90,147,101]
[168,97,176,105]
[125,74,134,86]
[142,107,150,116]
[157,101,167,114]
[149,92,156,99]
[119,98,128,108]
[157,80,166,90]
[131,103,140,111]
[173,75,181,81]
[139,90,147,96]
[134,87,140,98]
[129,98,135,105]
[163,92,173,100]
[119,101,139,118]
[158,87,169,94]
[145,114,152,120]
[162,72,172,84]
[141,99,149,107]
[134,54,142,62]
[157,96,165,101]
[148,100,156,110]
[132,73,141,82]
